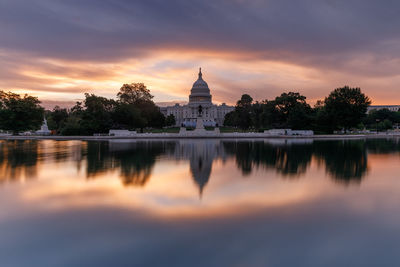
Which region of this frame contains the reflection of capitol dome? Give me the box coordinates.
[189,68,212,105]
[190,156,212,197]
[165,140,230,197]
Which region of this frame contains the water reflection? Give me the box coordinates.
[0,138,400,191]
[314,140,368,184]
[2,138,400,267]
[223,140,314,176]
[172,140,229,196]
[85,141,166,186]
[0,140,39,182]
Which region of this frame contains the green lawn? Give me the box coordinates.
[219,127,260,133]
[145,127,180,133]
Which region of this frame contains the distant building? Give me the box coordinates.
[159,68,234,127]
[367,105,400,113]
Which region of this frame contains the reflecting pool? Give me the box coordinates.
[1,138,400,267]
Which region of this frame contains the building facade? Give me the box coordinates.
[160,69,234,127]
[367,105,400,113]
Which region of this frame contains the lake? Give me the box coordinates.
[0,138,400,267]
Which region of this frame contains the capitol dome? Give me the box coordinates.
[189,68,212,104]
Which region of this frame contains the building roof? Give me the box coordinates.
[190,68,211,97]
[369,105,400,108]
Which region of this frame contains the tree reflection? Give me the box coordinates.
[0,140,39,182]
[366,138,400,154]
[85,141,173,187]
[314,140,368,184]
[222,139,370,185]
[2,138,400,192]
[222,140,313,177]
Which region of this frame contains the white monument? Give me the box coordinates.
[36,118,51,135]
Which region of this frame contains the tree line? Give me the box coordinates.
[1,84,399,135]
[0,83,176,135]
[223,86,389,133]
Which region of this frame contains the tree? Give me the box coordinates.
[363,109,400,129]
[0,91,44,134]
[313,100,335,134]
[61,94,116,135]
[147,108,165,128]
[237,94,253,109]
[165,114,176,127]
[235,94,254,129]
[272,92,313,129]
[112,103,146,130]
[61,114,84,136]
[323,86,371,131]
[117,83,165,130]
[117,83,153,105]
[80,94,116,134]
[259,100,279,129]
[223,111,238,127]
[46,106,68,133]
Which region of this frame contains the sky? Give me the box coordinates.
[1,0,400,108]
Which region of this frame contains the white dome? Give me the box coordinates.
[189,68,212,104]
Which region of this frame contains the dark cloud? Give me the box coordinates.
[1,0,400,103]
[2,0,400,63]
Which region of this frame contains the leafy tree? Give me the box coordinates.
[117,83,165,130]
[80,94,116,134]
[377,119,393,131]
[223,111,238,127]
[146,107,165,128]
[272,92,313,129]
[363,109,400,130]
[139,102,164,128]
[0,91,44,134]
[46,106,68,133]
[313,100,336,134]
[61,114,84,136]
[112,103,146,130]
[61,95,116,135]
[237,94,253,109]
[235,94,254,129]
[117,83,153,105]
[259,100,279,129]
[322,86,371,131]
[225,92,313,130]
[165,114,176,127]
[250,101,263,130]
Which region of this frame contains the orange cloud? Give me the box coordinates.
[2,47,400,107]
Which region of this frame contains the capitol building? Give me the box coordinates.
[160,69,234,127]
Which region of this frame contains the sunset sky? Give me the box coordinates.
[1,0,400,108]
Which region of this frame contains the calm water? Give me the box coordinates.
[1,138,400,267]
